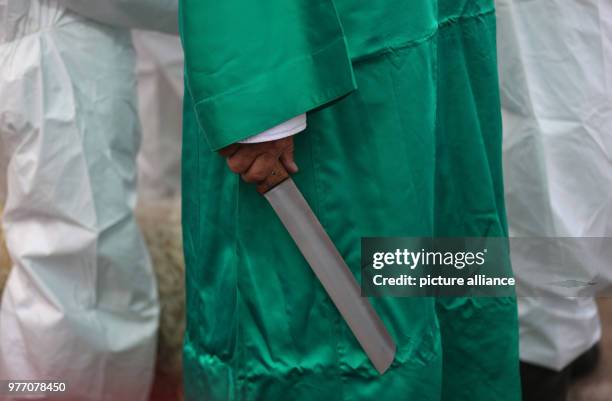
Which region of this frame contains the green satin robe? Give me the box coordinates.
[179,1,520,400]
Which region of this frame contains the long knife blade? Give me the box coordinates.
[264,178,396,374]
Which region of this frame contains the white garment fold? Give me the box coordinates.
[239,114,307,144]
[0,1,164,399]
[497,0,612,371]
[57,0,178,33]
[134,30,184,200]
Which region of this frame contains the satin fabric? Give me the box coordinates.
[180,1,520,400]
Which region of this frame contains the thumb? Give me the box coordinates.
[280,146,299,174]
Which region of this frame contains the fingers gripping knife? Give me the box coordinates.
[256,162,397,374]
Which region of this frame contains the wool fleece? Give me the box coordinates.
[179,1,520,400]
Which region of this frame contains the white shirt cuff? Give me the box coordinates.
[239,114,307,144]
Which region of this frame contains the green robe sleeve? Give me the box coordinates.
[179,0,357,150]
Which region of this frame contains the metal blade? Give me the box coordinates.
[264,179,396,374]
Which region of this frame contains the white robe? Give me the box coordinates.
[496,0,612,371]
[0,1,178,399]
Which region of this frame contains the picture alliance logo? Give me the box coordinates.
[371,273,515,288]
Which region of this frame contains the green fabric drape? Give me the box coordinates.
[180,1,520,400]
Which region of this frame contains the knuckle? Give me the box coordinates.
[241,173,255,183]
[251,170,267,182]
[282,149,294,160]
[275,141,288,151]
[227,158,246,173]
[242,170,265,183]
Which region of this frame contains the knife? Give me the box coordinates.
[256,162,396,374]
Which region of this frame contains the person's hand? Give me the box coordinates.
[219,136,299,184]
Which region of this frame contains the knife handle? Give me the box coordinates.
[257,160,290,194]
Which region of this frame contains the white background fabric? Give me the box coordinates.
[133,30,184,201]
[0,145,6,203]
[0,1,182,399]
[57,0,178,34]
[497,0,612,370]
